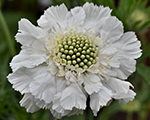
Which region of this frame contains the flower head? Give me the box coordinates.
[7,2,142,118]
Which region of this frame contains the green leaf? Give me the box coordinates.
[137,63,150,85]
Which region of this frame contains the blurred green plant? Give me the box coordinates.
[115,0,150,32]
[0,10,16,56]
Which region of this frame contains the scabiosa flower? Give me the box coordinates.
[7,2,142,118]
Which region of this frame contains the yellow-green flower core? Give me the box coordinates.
[57,34,98,69]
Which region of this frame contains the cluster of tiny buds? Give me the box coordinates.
[57,33,98,69]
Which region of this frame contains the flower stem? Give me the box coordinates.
[0,10,16,56]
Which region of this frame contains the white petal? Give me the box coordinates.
[52,93,72,118]
[20,93,40,113]
[16,18,47,46]
[100,16,123,43]
[51,107,81,119]
[68,7,85,28]
[67,108,83,116]
[12,19,48,71]
[52,93,68,114]
[50,109,64,119]
[83,2,112,34]
[37,4,71,31]
[99,46,120,68]
[111,32,141,79]
[55,77,67,93]
[51,78,67,117]
[113,90,136,104]
[35,99,52,109]
[100,46,117,56]
[107,78,133,93]
[114,32,142,59]
[29,69,56,103]
[60,83,86,110]
[90,86,112,116]
[107,55,120,68]
[7,65,47,94]
[113,57,136,79]
[81,73,102,95]
[48,59,58,75]
[10,47,47,72]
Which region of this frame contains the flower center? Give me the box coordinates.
[56,33,98,69]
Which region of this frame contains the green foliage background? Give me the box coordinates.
[0,0,150,120]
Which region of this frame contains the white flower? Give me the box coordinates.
[7,2,142,118]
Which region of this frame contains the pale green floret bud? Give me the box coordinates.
[77,38,80,41]
[63,41,67,45]
[57,33,99,69]
[83,65,88,69]
[72,42,76,46]
[72,39,76,42]
[80,44,83,47]
[83,46,87,50]
[87,61,92,66]
[82,50,86,54]
[89,43,93,47]
[92,48,95,52]
[72,55,76,59]
[69,46,74,50]
[86,55,90,59]
[76,41,80,44]
[69,50,73,55]
[90,57,93,61]
[83,59,88,63]
[77,58,81,62]
[81,37,85,40]
[76,45,79,48]
[78,48,82,52]
[89,48,92,51]
[74,48,78,53]
[61,54,66,59]
[64,45,68,49]
[72,60,77,65]
[60,48,64,52]
[76,52,80,57]
[85,40,88,43]
[81,55,85,59]
[68,60,71,65]
[80,62,84,67]
[86,49,90,54]
[66,55,71,60]
[64,50,68,54]
[92,60,96,64]
[68,41,72,45]
[75,64,79,68]
[90,52,94,56]
[58,44,63,48]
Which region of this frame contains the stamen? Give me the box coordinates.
[55,33,98,69]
